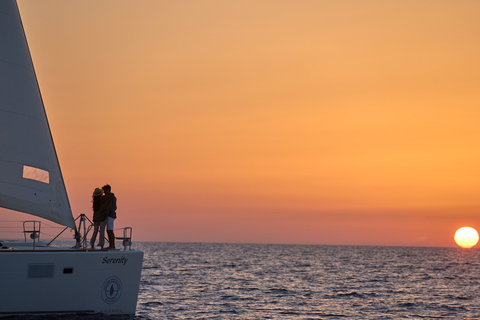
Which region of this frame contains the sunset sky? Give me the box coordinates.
[4,0,480,247]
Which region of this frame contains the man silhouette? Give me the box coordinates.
[102,184,117,249]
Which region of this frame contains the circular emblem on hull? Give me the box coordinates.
[102,276,122,304]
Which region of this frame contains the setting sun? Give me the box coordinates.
[454,227,479,248]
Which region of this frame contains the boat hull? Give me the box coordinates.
[0,249,143,316]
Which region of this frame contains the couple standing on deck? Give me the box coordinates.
[90,184,117,250]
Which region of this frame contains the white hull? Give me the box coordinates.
[0,244,143,316]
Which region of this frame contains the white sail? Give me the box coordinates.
[0,1,75,229]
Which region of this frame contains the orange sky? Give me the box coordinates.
[4,0,480,247]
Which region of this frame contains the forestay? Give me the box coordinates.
[0,1,75,229]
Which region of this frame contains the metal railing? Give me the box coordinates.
[23,221,41,249]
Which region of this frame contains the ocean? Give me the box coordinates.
[12,242,480,319]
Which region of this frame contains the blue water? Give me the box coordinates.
[137,243,480,319]
[12,243,480,319]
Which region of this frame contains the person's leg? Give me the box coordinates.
[90,223,99,249]
[106,217,116,249]
[98,220,107,248]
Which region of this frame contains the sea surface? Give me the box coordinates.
[12,242,480,319]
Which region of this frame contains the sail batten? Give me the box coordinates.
[0,1,75,229]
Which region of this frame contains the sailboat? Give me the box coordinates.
[0,0,143,316]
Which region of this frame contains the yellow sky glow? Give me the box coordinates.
[4,0,480,246]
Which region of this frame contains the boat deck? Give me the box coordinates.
[0,240,120,252]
